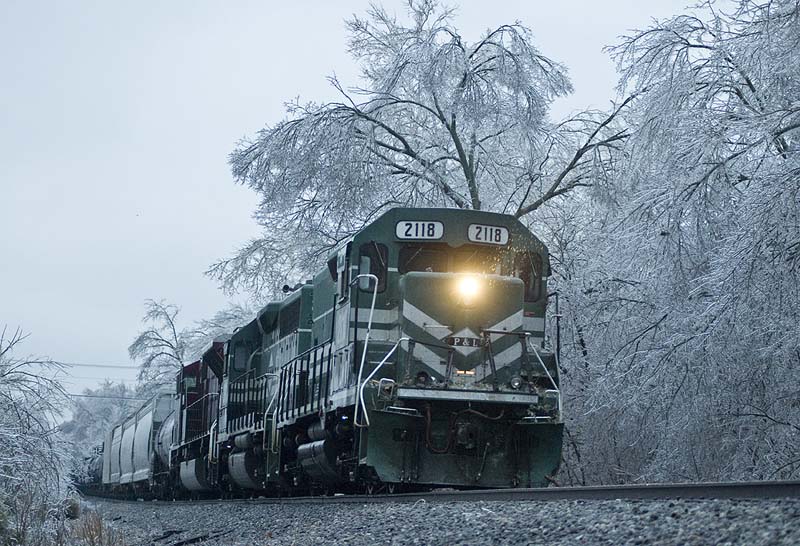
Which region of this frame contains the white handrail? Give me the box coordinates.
[208,420,217,463]
[259,372,279,454]
[527,341,562,418]
[355,337,411,427]
[351,273,379,430]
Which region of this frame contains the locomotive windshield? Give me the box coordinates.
[452,247,505,275]
[398,245,449,273]
[398,243,543,301]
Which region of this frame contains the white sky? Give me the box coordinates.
[0,0,691,396]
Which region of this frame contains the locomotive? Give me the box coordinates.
[87,208,563,497]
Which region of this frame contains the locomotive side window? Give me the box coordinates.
[358,242,388,292]
[399,245,448,274]
[514,251,542,302]
[232,344,248,372]
[336,243,351,302]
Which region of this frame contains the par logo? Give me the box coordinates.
[443,328,483,356]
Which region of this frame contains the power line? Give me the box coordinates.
[68,393,149,401]
[57,361,139,370]
[62,376,138,382]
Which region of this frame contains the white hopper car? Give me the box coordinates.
[100,392,175,495]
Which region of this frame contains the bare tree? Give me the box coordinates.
[0,326,71,544]
[210,0,631,296]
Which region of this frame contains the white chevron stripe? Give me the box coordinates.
[353,328,398,342]
[350,308,398,323]
[402,301,452,337]
[488,310,524,333]
[523,316,545,331]
[409,344,446,368]
[492,343,522,368]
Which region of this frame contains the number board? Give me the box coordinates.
[468,224,509,245]
[395,221,444,240]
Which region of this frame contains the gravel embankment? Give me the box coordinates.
[87,497,799,545]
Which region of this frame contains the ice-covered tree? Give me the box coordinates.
[60,380,140,458]
[184,302,254,359]
[128,299,187,390]
[557,0,800,483]
[129,300,253,391]
[210,0,630,296]
[0,327,72,544]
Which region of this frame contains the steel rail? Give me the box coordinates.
[88,480,800,506]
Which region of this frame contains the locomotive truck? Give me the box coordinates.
[86,208,563,497]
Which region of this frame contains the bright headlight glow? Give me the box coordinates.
[457,276,480,299]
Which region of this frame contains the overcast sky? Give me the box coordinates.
[0,0,691,396]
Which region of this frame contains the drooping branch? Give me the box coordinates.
[515,93,637,218]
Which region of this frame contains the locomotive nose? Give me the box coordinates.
[399,271,524,383]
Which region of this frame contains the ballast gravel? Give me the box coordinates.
[87,496,799,545]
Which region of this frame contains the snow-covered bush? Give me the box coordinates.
[0,327,72,544]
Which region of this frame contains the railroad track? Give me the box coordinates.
[90,480,800,506]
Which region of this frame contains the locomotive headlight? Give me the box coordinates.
[457,276,480,300]
[510,376,523,390]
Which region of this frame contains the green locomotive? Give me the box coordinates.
[98,208,563,497]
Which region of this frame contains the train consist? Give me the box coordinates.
[82,208,563,497]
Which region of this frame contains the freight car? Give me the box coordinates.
[85,208,563,497]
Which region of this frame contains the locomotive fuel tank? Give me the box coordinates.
[297,439,340,482]
[179,458,212,491]
[228,450,263,489]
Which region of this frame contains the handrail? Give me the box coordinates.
[254,372,279,454]
[351,273,378,430]
[270,407,279,454]
[184,392,219,411]
[248,347,262,367]
[261,372,279,415]
[278,337,333,371]
[208,420,217,463]
[355,337,411,428]
[230,367,255,385]
[356,335,458,422]
[527,340,562,417]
